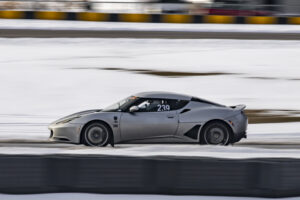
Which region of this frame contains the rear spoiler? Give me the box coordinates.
[230,104,246,111]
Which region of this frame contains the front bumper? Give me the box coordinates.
[232,131,247,143]
[48,123,83,144]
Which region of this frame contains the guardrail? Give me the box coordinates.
[0,10,300,24]
[1,154,300,197]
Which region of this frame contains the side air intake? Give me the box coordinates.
[184,125,201,140]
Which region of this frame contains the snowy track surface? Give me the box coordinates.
[2,141,300,159]
[0,38,300,156]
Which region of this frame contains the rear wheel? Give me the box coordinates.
[83,122,110,147]
[202,121,230,145]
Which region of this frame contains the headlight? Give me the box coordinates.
[56,116,80,124]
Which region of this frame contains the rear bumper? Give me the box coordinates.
[229,113,248,143]
[48,123,82,144]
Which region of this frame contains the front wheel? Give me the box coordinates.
[83,122,111,147]
[202,122,230,145]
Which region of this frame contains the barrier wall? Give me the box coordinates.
[0,11,300,24]
[1,154,300,197]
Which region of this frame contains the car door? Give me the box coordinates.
[120,98,179,141]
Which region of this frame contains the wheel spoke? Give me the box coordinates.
[204,124,229,145]
[85,124,109,146]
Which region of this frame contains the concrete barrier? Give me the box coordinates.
[0,10,300,24]
[0,154,300,197]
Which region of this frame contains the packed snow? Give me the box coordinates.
[3,143,300,158]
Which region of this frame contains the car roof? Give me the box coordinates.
[133,91,192,101]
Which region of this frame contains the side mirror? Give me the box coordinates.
[129,106,139,113]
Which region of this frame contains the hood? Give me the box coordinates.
[65,109,102,118]
[52,109,102,125]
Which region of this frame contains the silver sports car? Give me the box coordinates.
[49,92,247,146]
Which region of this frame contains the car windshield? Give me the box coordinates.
[102,96,139,112]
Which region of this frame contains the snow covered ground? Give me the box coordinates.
[4,143,300,158]
[0,37,299,149]
[1,19,300,33]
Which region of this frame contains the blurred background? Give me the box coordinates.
[0,0,299,15]
[0,0,300,199]
[0,0,299,146]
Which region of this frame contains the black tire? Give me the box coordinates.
[201,121,231,145]
[83,122,111,147]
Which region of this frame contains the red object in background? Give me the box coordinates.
[208,8,271,16]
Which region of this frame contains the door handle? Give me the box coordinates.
[167,115,175,118]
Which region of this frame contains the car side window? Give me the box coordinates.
[134,98,188,112]
[136,99,162,112]
[170,99,189,110]
[157,99,171,112]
